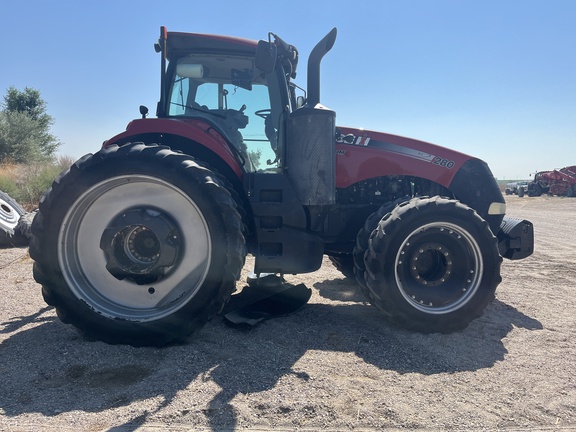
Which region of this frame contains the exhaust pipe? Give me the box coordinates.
[288,28,338,206]
[306,28,337,107]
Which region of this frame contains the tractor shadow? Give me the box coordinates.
[0,278,541,431]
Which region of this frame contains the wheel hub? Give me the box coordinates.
[100,208,181,284]
[122,226,161,265]
[410,242,453,287]
[396,224,480,311]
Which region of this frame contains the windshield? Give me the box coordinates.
[167,54,283,172]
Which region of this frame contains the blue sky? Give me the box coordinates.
[1,0,574,180]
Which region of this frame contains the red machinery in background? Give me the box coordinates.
[528,165,576,197]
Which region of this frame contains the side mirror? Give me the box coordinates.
[256,40,277,73]
[296,96,306,109]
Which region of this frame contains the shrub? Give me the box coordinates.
[0,162,20,196]
[0,155,74,211]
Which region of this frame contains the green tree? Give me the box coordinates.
[0,86,60,162]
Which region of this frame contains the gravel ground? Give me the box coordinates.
[0,195,575,431]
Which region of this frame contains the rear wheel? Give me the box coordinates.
[364,196,501,333]
[30,143,245,346]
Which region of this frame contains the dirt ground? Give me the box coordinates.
[0,195,575,431]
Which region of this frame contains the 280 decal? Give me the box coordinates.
[431,156,455,169]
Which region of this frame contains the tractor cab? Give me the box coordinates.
[158,29,302,173]
[156,28,338,201]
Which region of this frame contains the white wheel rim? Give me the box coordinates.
[58,175,211,321]
[394,221,483,314]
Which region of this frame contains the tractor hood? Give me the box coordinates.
[334,126,474,189]
[333,125,506,236]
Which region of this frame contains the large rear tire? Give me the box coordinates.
[30,143,245,346]
[364,196,502,333]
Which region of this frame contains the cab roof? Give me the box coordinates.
[166,31,258,60]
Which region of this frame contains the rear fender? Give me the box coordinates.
[103,118,244,179]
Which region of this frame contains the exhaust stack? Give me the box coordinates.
[286,28,338,207]
[306,28,337,107]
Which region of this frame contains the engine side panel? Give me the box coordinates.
[334,127,506,236]
[335,127,472,189]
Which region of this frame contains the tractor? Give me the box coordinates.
[30,27,534,346]
[528,166,576,197]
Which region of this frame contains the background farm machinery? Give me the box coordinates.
[528,165,576,197]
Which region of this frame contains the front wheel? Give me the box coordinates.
[364,196,502,333]
[353,196,411,303]
[528,183,542,197]
[30,143,245,346]
[328,255,355,279]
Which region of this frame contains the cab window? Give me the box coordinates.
[167,54,283,171]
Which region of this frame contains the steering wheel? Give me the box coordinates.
[254,109,272,120]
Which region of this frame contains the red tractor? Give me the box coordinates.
[30,27,534,346]
[528,166,576,197]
